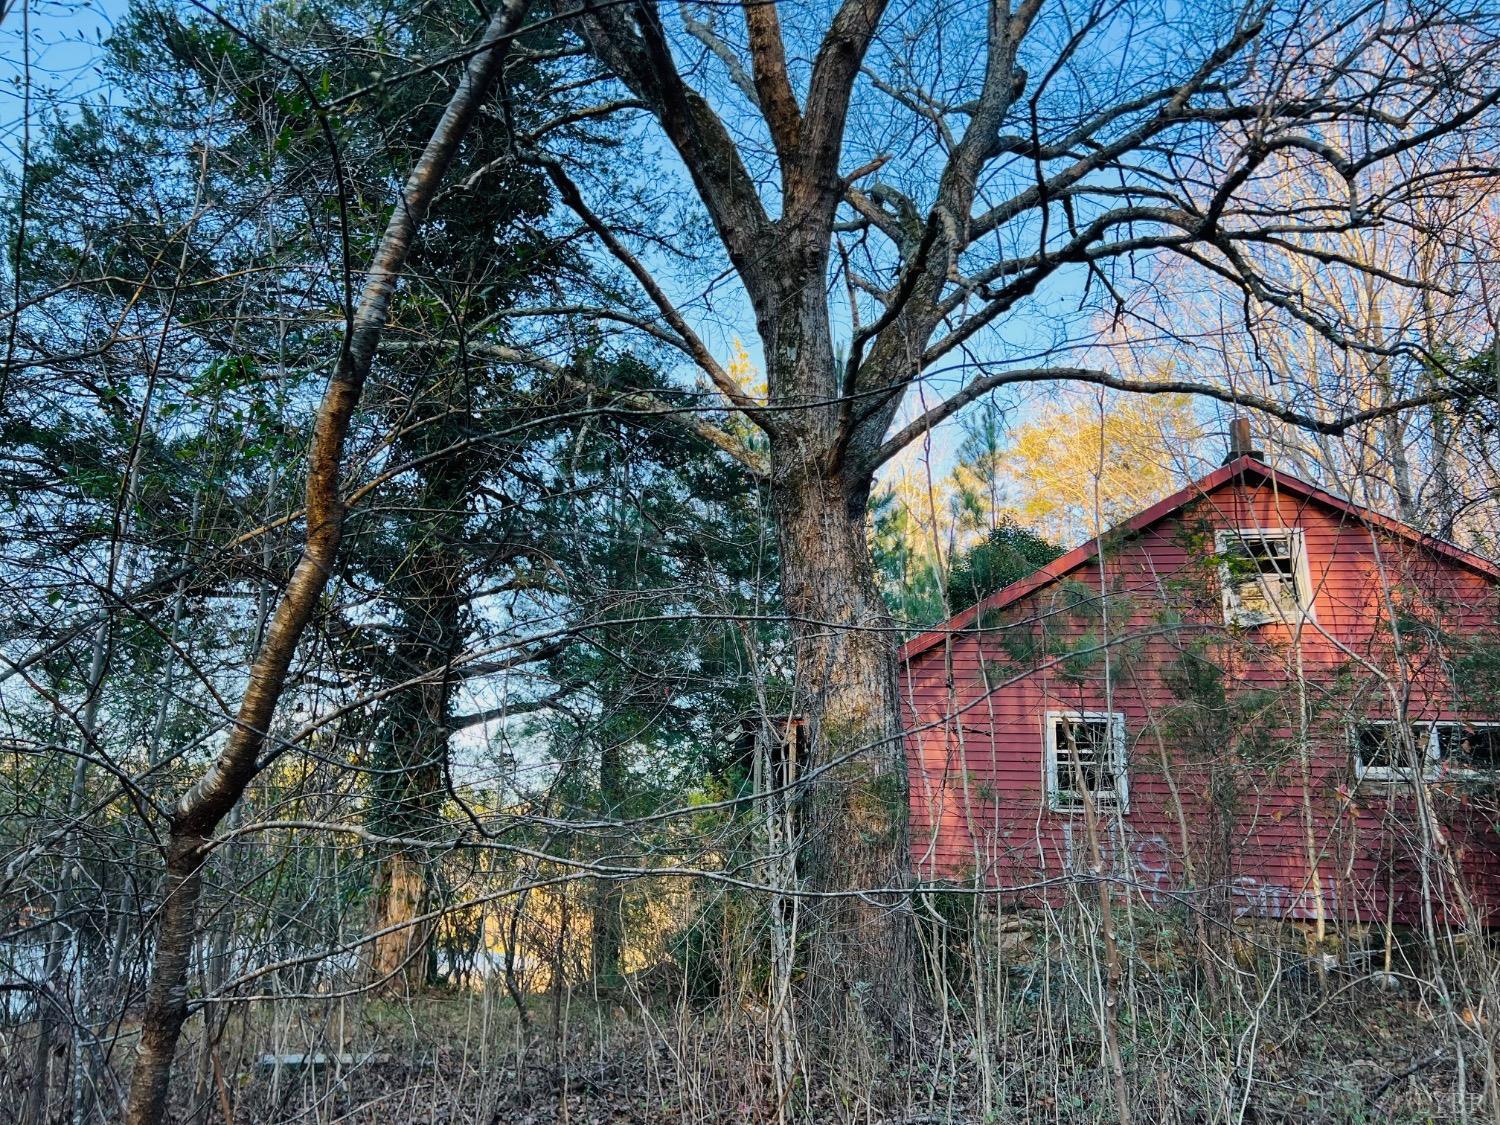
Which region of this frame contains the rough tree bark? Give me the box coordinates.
[368,850,433,987]
[590,741,625,986]
[772,464,912,1025]
[123,3,530,1119]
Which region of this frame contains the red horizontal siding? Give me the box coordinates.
[903,472,1500,927]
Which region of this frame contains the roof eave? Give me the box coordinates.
[898,455,1500,665]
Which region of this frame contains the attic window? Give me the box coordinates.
[1216,529,1310,627]
[1045,711,1128,813]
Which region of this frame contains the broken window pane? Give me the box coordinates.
[1433,723,1500,771]
[1353,724,1406,773]
[1218,530,1305,626]
[1050,714,1123,810]
[1353,723,1437,780]
[1461,727,1500,770]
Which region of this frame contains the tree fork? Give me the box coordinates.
[122,3,531,1119]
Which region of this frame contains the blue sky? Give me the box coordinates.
[0,0,1208,498]
[1,0,125,173]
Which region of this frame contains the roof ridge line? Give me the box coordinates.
[898,455,1500,664]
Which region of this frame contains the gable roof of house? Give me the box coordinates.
[900,454,1500,664]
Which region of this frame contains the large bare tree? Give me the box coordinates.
[531,0,1500,1025]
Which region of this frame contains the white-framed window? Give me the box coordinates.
[1045,710,1128,813]
[1351,721,1437,782]
[1431,723,1500,774]
[1351,720,1500,782]
[1216,528,1312,628]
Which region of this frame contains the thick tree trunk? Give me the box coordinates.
[772,465,912,1031]
[368,851,431,990]
[364,563,460,992]
[576,0,913,1036]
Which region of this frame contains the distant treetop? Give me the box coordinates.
[946,517,1064,613]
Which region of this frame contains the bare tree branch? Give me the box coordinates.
[871,363,1483,470]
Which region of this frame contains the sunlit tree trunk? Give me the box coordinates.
[368,851,432,988]
[365,524,465,992]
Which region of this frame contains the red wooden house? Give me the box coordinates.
[900,433,1500,928]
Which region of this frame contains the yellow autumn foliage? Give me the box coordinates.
[1002,392,1204,544]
